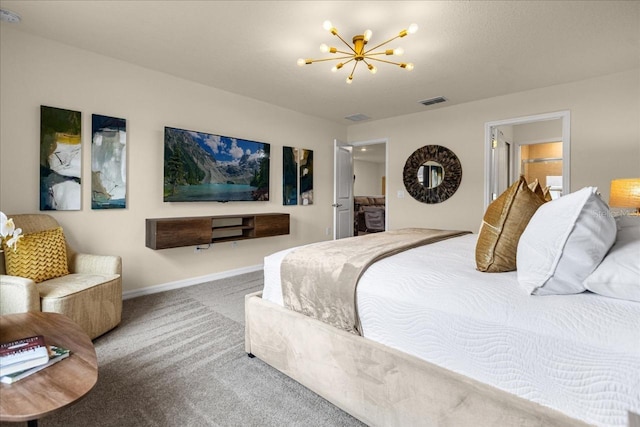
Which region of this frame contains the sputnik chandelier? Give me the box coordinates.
[297,20,418,84]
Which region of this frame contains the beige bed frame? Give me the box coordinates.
[245,291,594,427]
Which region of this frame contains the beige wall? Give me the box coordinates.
[512,119,563,144]
[354,160,385,196]
[347,69,640,232]
[0,28,346,293]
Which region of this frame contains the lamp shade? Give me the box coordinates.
[609,178,640,208]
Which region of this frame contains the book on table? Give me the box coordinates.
[0,335,49,376]
[0,345,71,384]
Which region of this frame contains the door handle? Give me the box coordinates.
[332,203,343,208]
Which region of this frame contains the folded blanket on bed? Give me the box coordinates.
[281,228,470,335]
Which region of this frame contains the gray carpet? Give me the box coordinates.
[17,271,365,427]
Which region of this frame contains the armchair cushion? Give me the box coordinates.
[3,226,69,283]
[38,273,122,340]
[0,275,40,314]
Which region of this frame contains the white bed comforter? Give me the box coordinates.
[262,233,640,427]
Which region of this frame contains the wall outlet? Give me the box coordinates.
[325,227,331,236]
[397,190,405,199]
[231,241,238,248]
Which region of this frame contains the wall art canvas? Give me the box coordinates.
[299,148,314,205]
[92,114,127,209]
[283,146,298,205]
[164,127,270,202]
[282,147,313,206]
[40,106,82,211]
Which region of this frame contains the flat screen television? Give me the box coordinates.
[164,127,270,202]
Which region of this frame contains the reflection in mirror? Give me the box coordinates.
[417,161,444,188]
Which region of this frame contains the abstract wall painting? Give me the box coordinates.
[299,149,314,205]
[40,106,82,211]
[92,114,127,209]
[282,147,313,206]
[283,146,298,205]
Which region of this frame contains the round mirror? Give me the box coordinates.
[417,161,444,189]
[403,145,462,204]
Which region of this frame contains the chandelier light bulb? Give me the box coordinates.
[323,20,333,31]
[368,64,377,74]
[406,62,415,71]
[394,47,404,56]
[320,43,329,53]
[346,76,354,84]
[297,58,306,67]
[408,23,418,34]
[363,29,373,42]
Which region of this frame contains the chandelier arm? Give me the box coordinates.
[333,32,358,55]
[362,58,378,73]
[364,51,394,57]
[363,34,401,55]
[348,61,359,79]
[366,57,404,66]
[307,56,358,64]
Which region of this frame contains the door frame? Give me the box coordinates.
[483,111,570,210]
[350,137,389,232]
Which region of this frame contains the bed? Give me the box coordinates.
[245,186,640,427]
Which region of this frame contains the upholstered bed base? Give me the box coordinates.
[245,291,591,427]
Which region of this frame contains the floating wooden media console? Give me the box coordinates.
[145,213,290,249]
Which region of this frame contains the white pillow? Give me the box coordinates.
[517,187,616,295]
[615,214,640,231]
[584,216,640,302]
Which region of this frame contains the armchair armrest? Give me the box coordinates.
[0,275,40,314]
[69,253,122,275]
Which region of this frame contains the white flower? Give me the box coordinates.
[0,211,23,251]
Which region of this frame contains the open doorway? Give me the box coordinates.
[352,139,387,236]
[484,111,570,210]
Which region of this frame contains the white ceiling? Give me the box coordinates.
[1,1,638,125]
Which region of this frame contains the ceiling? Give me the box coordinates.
[1,1,638,125]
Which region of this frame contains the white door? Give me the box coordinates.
[333,139,353,239]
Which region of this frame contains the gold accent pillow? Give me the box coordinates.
[528,179,553,202]
[476,176,547,272]
[3,227,69,283]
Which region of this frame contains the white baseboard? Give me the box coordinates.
[122,264,263,300]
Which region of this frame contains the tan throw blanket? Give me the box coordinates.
[281,228,471,335]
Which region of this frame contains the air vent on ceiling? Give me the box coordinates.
[344,113,371,122]
[419,96,447,106]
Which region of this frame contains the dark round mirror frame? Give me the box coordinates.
[403,145,462,203]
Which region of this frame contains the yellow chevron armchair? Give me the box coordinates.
[0,214,122,339]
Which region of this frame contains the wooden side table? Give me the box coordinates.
[0,312,98,426]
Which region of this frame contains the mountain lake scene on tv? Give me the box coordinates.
[164,127,270,202]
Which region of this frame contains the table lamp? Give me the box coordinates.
[609,178,640,214]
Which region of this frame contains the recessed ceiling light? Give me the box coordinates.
[0,9,21,23]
